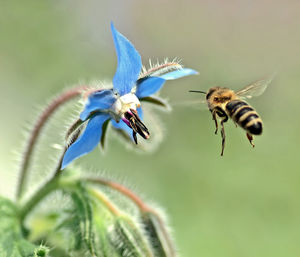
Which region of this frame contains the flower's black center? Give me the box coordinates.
[124,109,150,144]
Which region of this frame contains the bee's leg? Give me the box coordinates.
[220,115,228,156]
[212,110,219,134]
[246,132,255,147]
[221,112,228,156]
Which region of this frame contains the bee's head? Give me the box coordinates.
[206,87,235,109]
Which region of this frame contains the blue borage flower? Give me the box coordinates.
[61,23,198,169]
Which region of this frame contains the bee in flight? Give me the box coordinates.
[189,76,274,156]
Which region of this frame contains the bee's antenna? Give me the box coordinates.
[189,90,207,94]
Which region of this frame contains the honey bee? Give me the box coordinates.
[190,76,273,155]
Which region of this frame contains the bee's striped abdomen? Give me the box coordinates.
[226,100,263,135]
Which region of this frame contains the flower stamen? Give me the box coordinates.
[124,109,150,144]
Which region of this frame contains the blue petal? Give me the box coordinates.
[111,108,144,141]
[111,118,132,138]
[135,68,198,98]
[136,77,166,98]
[80,89,116,121]
[111,22,142,96]
[61,113,110,170]
[159,68,198,80]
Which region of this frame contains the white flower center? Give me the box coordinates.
[112,93,141,120]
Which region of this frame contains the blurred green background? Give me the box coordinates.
[1,0,300,256]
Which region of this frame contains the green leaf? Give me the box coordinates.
[54,183,97,256]
[0,197,49,257]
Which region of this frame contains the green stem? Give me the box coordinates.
[52,147,67,178]
[89,187,121,216]
[85,178,150,212]
[19,177,60,222]
[19,175,76,223]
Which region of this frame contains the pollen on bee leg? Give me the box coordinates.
[246,132,255,147]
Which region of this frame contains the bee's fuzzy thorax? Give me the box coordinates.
[206,87,236,111]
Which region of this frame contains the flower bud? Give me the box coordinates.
[108,216,153,257]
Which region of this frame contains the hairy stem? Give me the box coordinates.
[17,86,87,200]
[86,178,149,212]
[19,177,60,222]
[89,188,121,216]
[52,147,67,178]
[19,175,78,224]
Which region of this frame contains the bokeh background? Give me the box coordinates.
[1,0,300,256]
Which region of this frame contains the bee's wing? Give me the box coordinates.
[236,74,275,99]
